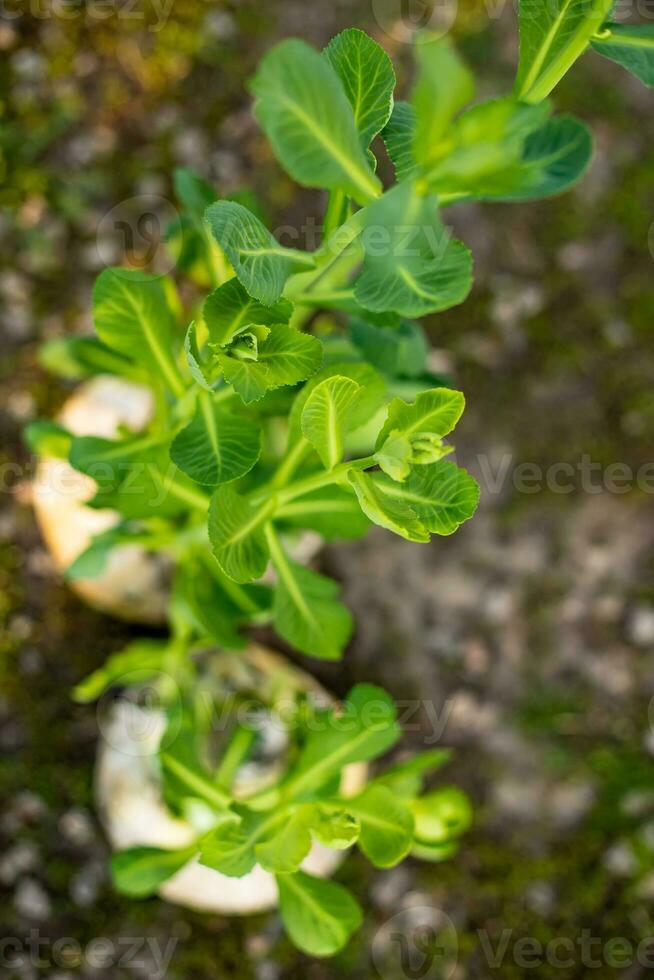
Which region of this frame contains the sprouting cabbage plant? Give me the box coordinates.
[95,671,471,958]
[27,1,653,958]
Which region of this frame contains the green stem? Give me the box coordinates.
[252,455,376,509]
[270,437,311,490]
[323,189,350,240]
[516,0,614,103]
[214,724,257,790]
[164,474,211,511]
[159,752,232,810]
[200,551,261,617]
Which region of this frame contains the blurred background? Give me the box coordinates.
[1,1,654,977]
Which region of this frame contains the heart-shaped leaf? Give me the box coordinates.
[323,28,395,150]
[93,268,184,397]
[208,486,273,582]
[354,182,472,318]
[205,201,313,305]
[251,39,382,205]
[277,872,363,958]
[171,396,261,486]
[301,376,362,470]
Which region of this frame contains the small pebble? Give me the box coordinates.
[627,606,654,647]
[0,841,40,885]
[58,808,95,847]
[14,877,52,920]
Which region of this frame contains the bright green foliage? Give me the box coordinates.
[277,872,363,957]
[250,39,382,205]
[93,268,185,397]
[111,846,198,897]
[591,23,654,86]
[269,545,353,661]
[203,278,293,347]
[412,34,475,164]
[382,102,418,182]
[354,182,473,316]
[301,376,363,469]
[103,682,468,956]
[515,0,614,102]
[29,6,645,958]
[324,28,396,151]
[171,395,262,486]
[205,201,314,304]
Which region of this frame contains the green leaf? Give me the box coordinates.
[289,361,387,444]
[73,639,168,703]
[354,182,473,318]
[376,388,465,451]
[199,810,265,878]
[348,470,430,543]
[382,101,417,182]
[174,167,217,218]
[508,114,592,201]
[323,28,395,150]
[301,376,362,469]
[422,99,592,202]
[218,353,271,405]
[255,808,313,873]
[278,485,371,541]
[219,325,323,405]
[377,749,453,797]
[412,34,474,165]
[515,0,614,103]
[285,684,401,799]
[349,319,427,379]
[24,421,72,460]
[171,397,261,486]
[64,528,128,581]
[591,23,654,87]
[311,809,360,850]
[38,336,142,382]
[111,845,196,897]
[411,787,473,844]
[92,268,184,397]
[173,559,267,650]
[346,785,414,867]
[205,201,313,305]
[160,723,231,814]
[411,839,459,862]
[250,38,382,205]
[375,429,453,483]
[375,461,480,535]
[257,325,323,386]
[87,448,203,520]
[184,321,214,391]
[203,277,293,349]
[277,872,363,957]
[268,533,353,660]
[69,430,173,492]
[208,486,273,583]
